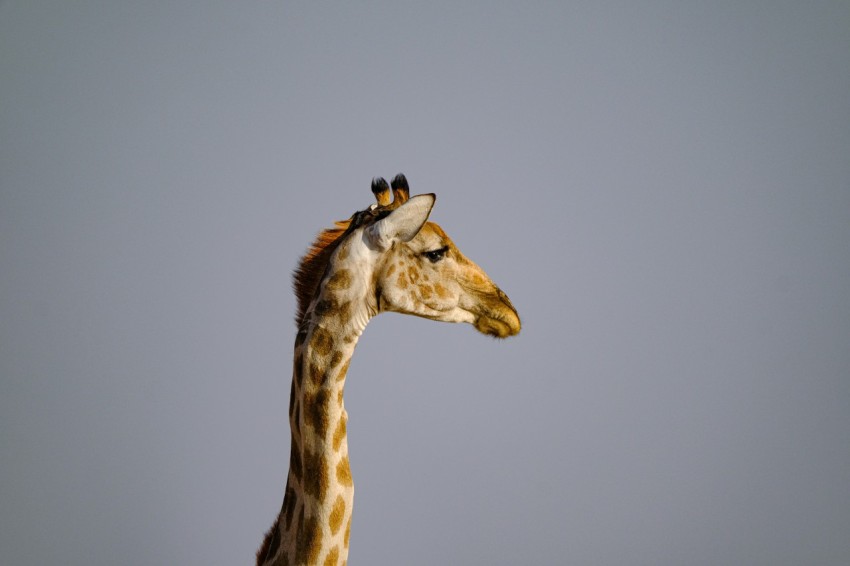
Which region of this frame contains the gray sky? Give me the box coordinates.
[1,2,849,565]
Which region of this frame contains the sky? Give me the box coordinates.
[1,1,849,565]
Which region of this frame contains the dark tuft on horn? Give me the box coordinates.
[391,173,410,204]
[371,177,391,206]
[390,173,409,192]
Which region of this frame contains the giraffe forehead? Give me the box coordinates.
[407,222,449,251]
[421,221,448,240]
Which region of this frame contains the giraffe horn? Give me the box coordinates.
[391,173,410,204]
[371,177,391,206]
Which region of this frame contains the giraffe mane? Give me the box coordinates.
[292,220,351,327]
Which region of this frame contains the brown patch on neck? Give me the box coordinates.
[344,516,352,548]
[294,511,323,564]
[329,496,347,535]
[302,445,330,501]
[324,546,340,566]
[336,456,353,487]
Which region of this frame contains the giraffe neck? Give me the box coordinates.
[260,267,372,566]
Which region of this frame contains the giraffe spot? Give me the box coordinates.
[292,401,301,437]
[291,506,305,559]
[310,327,334,358]
[303,449,330,502]
[419,284,433,299]
[307,530,323,564]
[332,416,347,451]
[434,283,450,298]
[326,268,352,291]
[407,266,419,283]
[397,272,408,289]
[289,437,302,482]
[304,389,332,438]
[294,360,304,390]
[386,263,396,277]
[295,512,323,565]
[344,516,352,549]
[283,483,298,530]
[336,456,353,487]
[324,546,340,566]
[309,361,323,387]
[330,351,343,371]
[337,242,349,262]
[314,297,336,318]
[337,389,344,407]
[336,359,351,383]
[329,496,346,535]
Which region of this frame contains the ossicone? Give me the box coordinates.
[371,177,391,206]
[390,173,410,204]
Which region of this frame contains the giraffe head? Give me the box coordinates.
[294,174,521,338]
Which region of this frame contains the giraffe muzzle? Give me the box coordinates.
[473,289,521,338]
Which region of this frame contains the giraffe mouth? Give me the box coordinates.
[474,316,518,338]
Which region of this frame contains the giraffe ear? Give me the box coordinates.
[367,193,435,249]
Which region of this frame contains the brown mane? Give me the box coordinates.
[292,220,351,327]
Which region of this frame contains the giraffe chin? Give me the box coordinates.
[474,313,521,338]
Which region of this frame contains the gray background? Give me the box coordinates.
[1,2,848,565]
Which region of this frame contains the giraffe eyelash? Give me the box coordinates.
[423,246,449,263]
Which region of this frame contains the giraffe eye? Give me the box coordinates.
[423,246,448,263]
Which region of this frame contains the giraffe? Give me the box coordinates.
[257,174,520,566]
